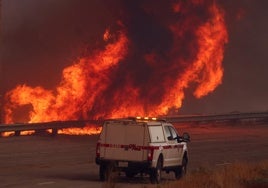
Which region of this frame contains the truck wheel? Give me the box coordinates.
[99,164,107,181]
[99,163,113,181]
[150,158,162,184]
[175,157,187,180]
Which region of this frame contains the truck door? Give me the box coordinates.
[163,126,183,166]
[168,126,183,165]
[123,124,145,161]
[103,123,145,162]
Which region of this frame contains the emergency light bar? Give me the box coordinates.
[135,117,166,122]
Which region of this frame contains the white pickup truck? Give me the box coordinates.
[95,117,190,183]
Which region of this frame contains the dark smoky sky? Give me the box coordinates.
[1,0,268,114]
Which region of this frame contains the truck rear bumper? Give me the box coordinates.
[96,157,152,172]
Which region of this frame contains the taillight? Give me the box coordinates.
[96,142,100,157]
[147,147,154,161]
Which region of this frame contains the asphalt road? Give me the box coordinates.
[1,123,267,187]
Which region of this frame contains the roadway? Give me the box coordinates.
[1,123,268,187]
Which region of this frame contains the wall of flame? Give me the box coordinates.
[3,0,228,136]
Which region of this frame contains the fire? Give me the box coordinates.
[1,130,35,137]
[168,2,228,100]
[3,1,228,136]
[57,125,102,136]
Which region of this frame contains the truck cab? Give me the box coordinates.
[95,117,190,183]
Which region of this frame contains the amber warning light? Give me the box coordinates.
[135,117,161,121]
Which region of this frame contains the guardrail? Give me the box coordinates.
[1,112,267,136]
[0,120,101,136]
[164,111,268,123]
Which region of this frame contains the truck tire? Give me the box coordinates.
[99,163,113,181]
[175,157,187,179]
[150,158,162,184]
[99,164,107,181]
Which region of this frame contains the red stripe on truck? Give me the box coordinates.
[99,143,183,150]
[98,143,183,162]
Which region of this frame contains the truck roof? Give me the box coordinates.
[104,117,169,126]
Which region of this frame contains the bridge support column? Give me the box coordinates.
[52,128,58,136]
[15,131,20,136]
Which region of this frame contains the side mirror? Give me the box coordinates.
[167,136,173,141]
[182,132,190,142]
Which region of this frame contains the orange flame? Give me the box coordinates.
[3,1,228,136]
[150,2,228,114]
[1,130,35,137]
[57,126,102,135]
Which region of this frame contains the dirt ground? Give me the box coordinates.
[0,123,267,187]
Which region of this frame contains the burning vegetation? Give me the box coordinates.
[3,0,228,135]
